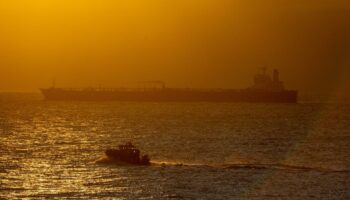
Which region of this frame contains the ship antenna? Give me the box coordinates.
[262,65,267,75]
[52,77,56,88]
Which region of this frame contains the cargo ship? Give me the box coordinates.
[40,69,298,103]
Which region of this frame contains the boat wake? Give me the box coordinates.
[220,163,350,173]
[96,157,193,167]
[96,157,349,173]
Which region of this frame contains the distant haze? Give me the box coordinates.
[0,0,349,96]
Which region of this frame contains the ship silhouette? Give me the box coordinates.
[40,69,298,103]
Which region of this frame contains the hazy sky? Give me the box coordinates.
[0,0,349,94]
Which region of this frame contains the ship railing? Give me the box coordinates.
[57,88,166,92]
[52,87,247,92]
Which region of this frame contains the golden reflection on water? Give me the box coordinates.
[2,113,119,197]
[1,99,350,199]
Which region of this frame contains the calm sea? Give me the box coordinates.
[0,93,349,199]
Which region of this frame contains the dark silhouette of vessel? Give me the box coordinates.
[105,142,150,165]
[41,69,298,103]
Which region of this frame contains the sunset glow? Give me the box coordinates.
[0,0,349,95]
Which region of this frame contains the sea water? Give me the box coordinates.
[0,94,349,199]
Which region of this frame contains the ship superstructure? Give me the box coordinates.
[252,68,284,91]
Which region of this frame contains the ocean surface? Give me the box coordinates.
[0,93,349,199]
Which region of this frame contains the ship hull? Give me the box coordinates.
[40,88,298,103]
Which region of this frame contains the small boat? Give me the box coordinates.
[105,142,150,165]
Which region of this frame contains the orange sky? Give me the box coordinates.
[0,0,349,94]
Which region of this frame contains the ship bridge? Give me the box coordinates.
[252,68,285,92]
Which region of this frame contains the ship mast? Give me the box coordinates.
[52,78,56,88]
